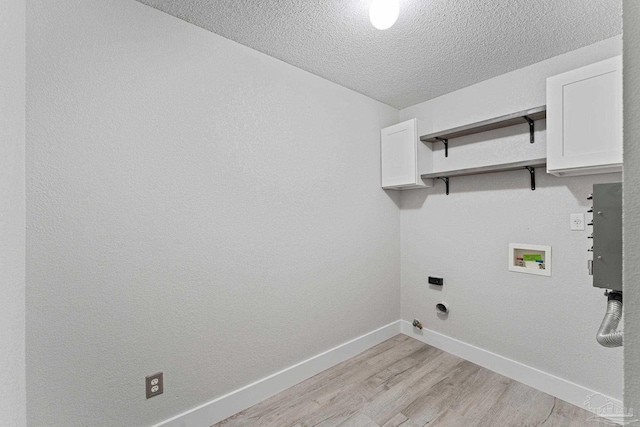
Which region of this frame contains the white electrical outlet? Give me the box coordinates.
[570,213,585,231]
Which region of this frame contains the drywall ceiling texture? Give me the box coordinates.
[624,0,640,418]
[26,1,400,426]
[399,37,623,400]
[135,0,621,109]
[0,0,26,425]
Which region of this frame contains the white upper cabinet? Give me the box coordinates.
[381,119,433,190]
[546,56,622,176]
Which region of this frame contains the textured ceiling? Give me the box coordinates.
[135,0,622,109]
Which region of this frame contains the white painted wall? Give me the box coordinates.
[399,37,623,400]
[25,1,400,426]
[624,0,640,416]
[0,0,26,425]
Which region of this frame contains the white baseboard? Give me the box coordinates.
[153,319,623,427]
[152,321,402,427]
[400,320,624,425]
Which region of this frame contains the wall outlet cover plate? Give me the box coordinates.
[570,213,585,231]
[146,372,163,399]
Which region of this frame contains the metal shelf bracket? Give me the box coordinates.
[437,177,450,195]
[525,166,536,190]
[523,116,535,144]
[435,137,449,157]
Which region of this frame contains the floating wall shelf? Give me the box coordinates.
[421,158,547,195]
[420,106,547,157]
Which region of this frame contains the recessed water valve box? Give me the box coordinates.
[428,276,444,286]
[508,243,552,277]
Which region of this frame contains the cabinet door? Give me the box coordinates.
[381,119,419,188]
[547,56,622,176]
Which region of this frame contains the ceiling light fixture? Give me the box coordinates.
[369,0,399,30]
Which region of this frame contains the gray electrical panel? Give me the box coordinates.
[591,182,622,291]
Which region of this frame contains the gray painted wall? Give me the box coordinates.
[0,0,26,425]
[399,37,623,400]
[624,0,640,419]
[25,1,400,426]
[24,1,631,425]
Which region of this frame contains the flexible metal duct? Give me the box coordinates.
[596,292,623,348]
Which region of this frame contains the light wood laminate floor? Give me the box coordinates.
[215,335,608,427]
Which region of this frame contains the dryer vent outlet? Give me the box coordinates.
[436,302,449,315]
